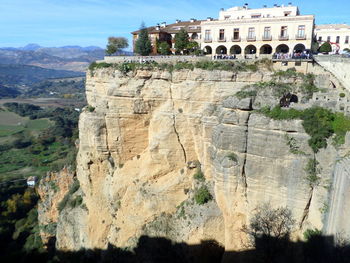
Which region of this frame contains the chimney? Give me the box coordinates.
[155,24,160,30]
[263,5,267,8]
[244,3,248,9]
[175,19,181,23]
[161,22,166,28]
[190,18,196,22]
[207,17,213,21]
[274,4,277,7]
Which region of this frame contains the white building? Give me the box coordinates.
[200,4,314,58]
[315,24,350,53]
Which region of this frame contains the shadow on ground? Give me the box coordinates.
[3,234,350,263]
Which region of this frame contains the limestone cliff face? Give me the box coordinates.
[52,67,350,254]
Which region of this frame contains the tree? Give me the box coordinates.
[319,42,332,53]
[186,41,199,55]
[174,28,189,54]
[134,23,152,56]
[105,37,128,55]
[157,41,171,55]
[245,203,295,262]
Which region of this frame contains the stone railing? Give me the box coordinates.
[102,55,211,64]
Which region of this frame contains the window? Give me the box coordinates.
[251,14,261,18]
[263,27,271,39]
[327,36,331,42]
[205,30,211,40]
[248,27,255,38]
[224,16,230,20]
[336,36,340,43]
[346,36,349,44]
[297,25,305,37]
[318,36,322,41]
[219,29,225,40]
[233,28,240,39]
[280,26,288,37]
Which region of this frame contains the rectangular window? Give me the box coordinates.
[205,30,211,40]
[263,27,271,39]
[233,28,240,39]
[336,36,340,43]
[327,36,331,42]
[248,27,255,38]
[297,25,305,37]
[318,36,322,41]
[219,29,225,40]
[280,26,288,37]
[346,36,349,44]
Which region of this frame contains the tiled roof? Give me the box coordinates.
[131,20,204,35]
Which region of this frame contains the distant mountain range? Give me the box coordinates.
[0,44,105,72]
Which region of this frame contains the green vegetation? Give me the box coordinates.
[284,134,306,155]
[303,228,322,241]
[305,158,321,187]
[319,42,332,53]
[339,92,346,98]
[57,180,81,212]
[193,169,205,182]
[134,22,152,56]
[194,186,212,205]
[259,106,350,153]
[157,41,171,55]
[236,69,318,101]
[87,105,95,112]
[0,103,79,182]
[105,36,128,55]
[174,28,190,54]
[226,152,238,162]
[0,184,45,260]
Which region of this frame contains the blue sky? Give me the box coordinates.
[0,0,349,49]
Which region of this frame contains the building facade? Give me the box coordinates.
[200,4,314,58]
[315,24,350,53]
[131,20,201,55]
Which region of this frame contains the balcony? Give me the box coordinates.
[217,37,226,42]
[279,35,289,40]
[231,37,241,42]
[262,35,272,41]
[204,38,212,43]
[296,34,306,40]
[246,36,256,41]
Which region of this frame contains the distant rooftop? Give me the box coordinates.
[315,24,350,30]
[131,20,204,35]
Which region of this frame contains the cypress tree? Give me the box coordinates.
[135,22,152,56]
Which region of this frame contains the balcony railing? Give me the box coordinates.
[262,35,272,41]
[204,38,212,43]
[217,37,226,42]
[296,34,306,40]
[246,36,256,41]
[279,35,289,40]
[231,37,241,42]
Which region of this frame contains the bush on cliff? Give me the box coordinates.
[194,186,212,205]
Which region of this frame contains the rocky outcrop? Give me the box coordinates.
[51,66,350,257]
[37,167,75,245]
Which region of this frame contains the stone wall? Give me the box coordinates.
[314,55,350,91]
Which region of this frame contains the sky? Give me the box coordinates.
[0,0,349,49]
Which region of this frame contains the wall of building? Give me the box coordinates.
[315,26,350,52]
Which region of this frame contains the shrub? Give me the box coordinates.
[193,169,205,182]
[339,92,346,98]
[226,152,238,162]
[319,42,332,53]
[87,105,95,112]
[235,90,257,99]
[305,158,321,187]
[57,180,80,212]
[303,228,322,241]
[194,186,212,205]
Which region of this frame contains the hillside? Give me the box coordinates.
[0,44,104,72]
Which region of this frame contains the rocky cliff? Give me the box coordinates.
[40,64,350,259]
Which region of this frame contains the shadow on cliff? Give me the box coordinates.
[5,234,350,263]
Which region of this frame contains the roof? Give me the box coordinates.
[131,20,203,35]
[315,24,350,30]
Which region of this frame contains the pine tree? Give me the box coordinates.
[174,28,189,54]
[135,23,152,56]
